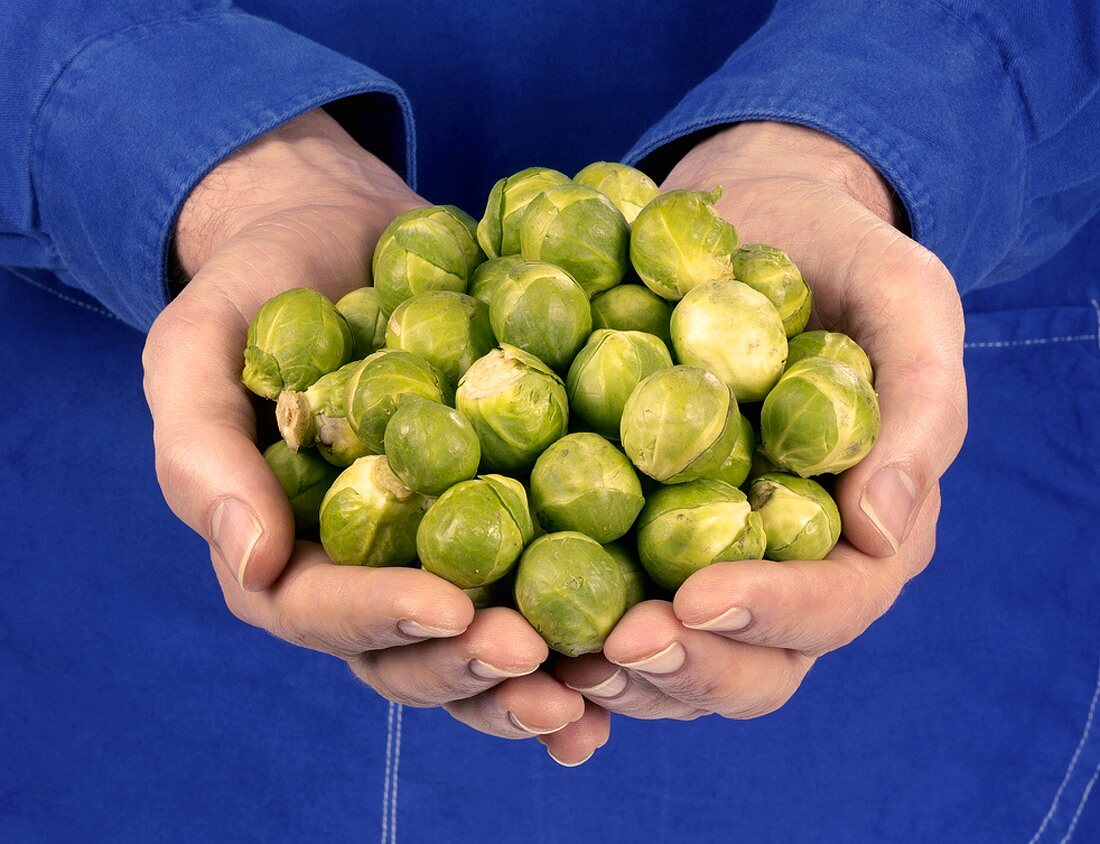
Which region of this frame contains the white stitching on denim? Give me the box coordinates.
[1091,300,1099,351]
[381,700,395,844]
[1029,656,1100,843]
[1062,763,1099,843]
[4,266,119,321]
[964,334,1098,350]
[390,704,403,843]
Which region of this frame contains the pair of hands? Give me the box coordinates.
[143,109,967,765]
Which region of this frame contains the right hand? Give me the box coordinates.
[142,109,608,765]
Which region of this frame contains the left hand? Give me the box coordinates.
[555,121,967,720]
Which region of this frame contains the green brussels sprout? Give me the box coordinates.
[372,205,484,314]
[565,329,673,439]
[336,287,387,358]
[573,161,660,225]
[620,365,742,483]
[601,542,647,609]
[463,576,514,610]
[749,473,841,561]
[637,479,765,590]
[455,345,569,472]
[489,262,592,371]
[514,532,628,656]
[786,330,874,385]
[629,188,738,301]
[383,399,481,497]
[519,184,630,298]
[590,284,673,348]
[530,433,644,543]
[319,455,430,566]
[276,362,368,467]
[384,291,495,385]
[761,357,880,477]
[468,255,525,307]
[477,167,571,258]
[417,474,535,588]
[671,279,788,402]
[730,244,812,338]
[710,413,755,488]
[262,440,341,532]
[345,349,451,454]
[242,288,354,399]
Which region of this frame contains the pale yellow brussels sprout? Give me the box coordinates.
[262,441,341,532]
[345,349,451,454]
[489,262,592,371]
[619,365,742,483]
[749,473,841,561]
[477,167,571,258]
[468,255,525,307]
[519,184,630,298]
[565,329,672,439]
[636,479,765,590]
[590,284,673,348]
[601,542,647,609]
[629,188,738,300]
[573,161,660,225]
[530,433,644,543]
[514,532,628,656]
[276,362,368,467]
[455,345,569,472]
[319,456,430,567]
[730,244,812,338]
[383,399,480,497]
[336,287,387,358]
[671,279,788,402]
[384,291,495,385]
[242,288,353,399]
[710,413,755,488]
[786,330,874,385]
[761,357,880,477]
[372,205,484,314]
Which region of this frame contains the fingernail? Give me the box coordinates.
[397,620,466,639]
[683,606,753,633]
[210,497,263,590]
[468,659,537,680]
[611,642,686,675]
[860,466,918,553]
[509,712,568,735]
[547,748,594,768]
[564,669,628,699]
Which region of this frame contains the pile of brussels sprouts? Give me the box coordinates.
[245,162,880,658]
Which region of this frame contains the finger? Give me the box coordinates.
[213,542,474,656]
[444,671,586,739]
[349,608,548,706]
[603,602,814,719]
[673,489,941,655]
[555,654,706,721]
[537,700,612,767]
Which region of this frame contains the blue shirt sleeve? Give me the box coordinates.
[628,0,1100,295]
[0,0,414,330]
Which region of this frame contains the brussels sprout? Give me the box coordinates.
[573,161,660,225]
[336,287,387,357]
[710,413,755,488]
[242,288,353,399]
[372,205,484,314]
[519,184,630,298]
[469,255,525,307]
[601,542,647,609]
[383,399,480,497]
[748,444,782,484]
[455,345,569,472]
[749,473,841,561]
[384,291,495,385]
[489,262,592,371]
[565,329,673,439]
[345,349,451,454]
[417,474,535,588]
[514,532,628,656]
[761,357,880,477]
[463,577,514,610]
[786,330,874,385]
[671,279,788,402]
[276,362,368,467]
[262,441,341,532]
[530,433,644,543]
[730,244,812,338]
[629,188,738,300]
[477,167,571,258]
[590,284,673,348]
[620,365,742,483]
[637,479,765,590]
[319,456,430,566]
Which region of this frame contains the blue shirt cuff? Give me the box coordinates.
[33,9,415,330]
[625,0,1025,295]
